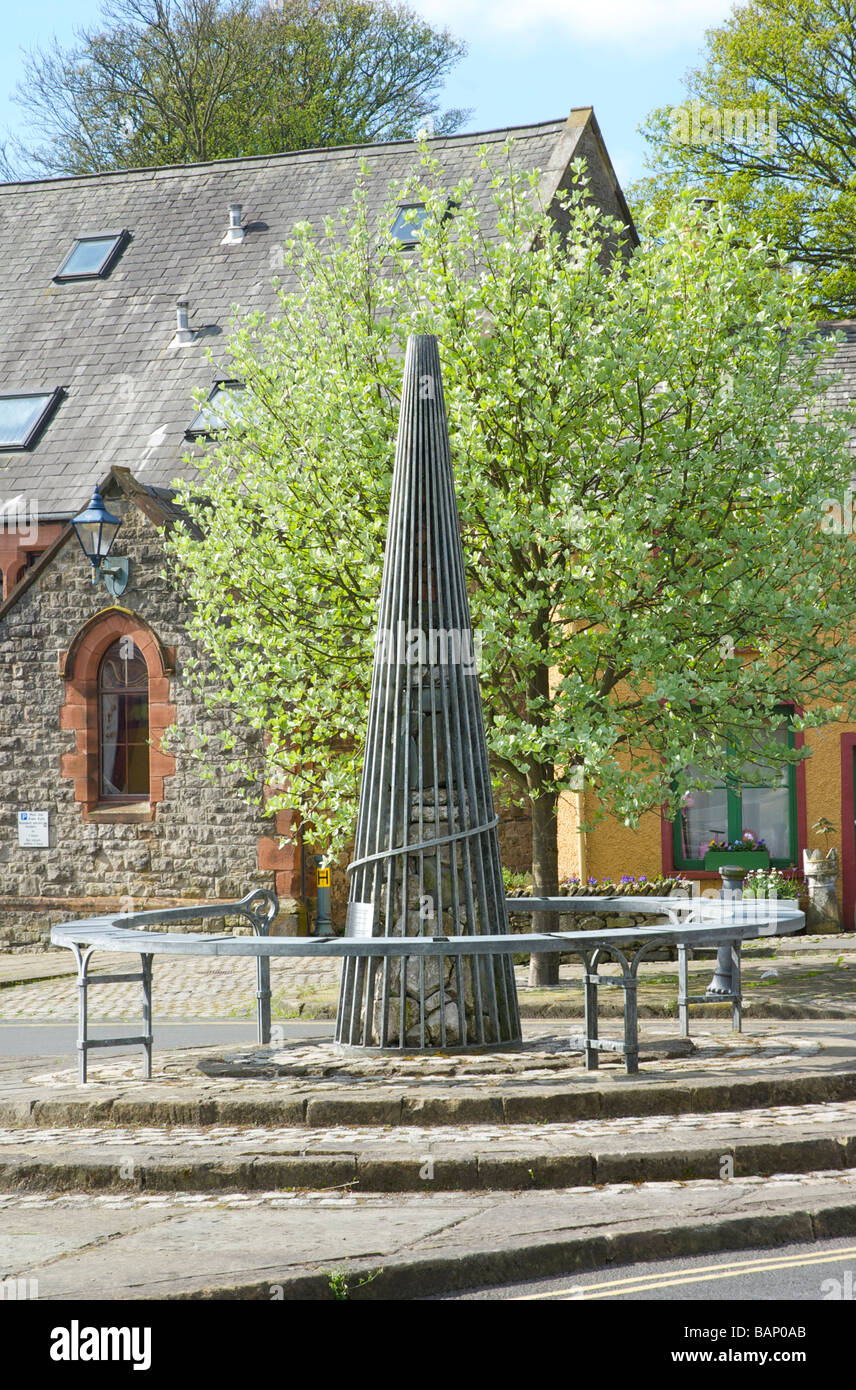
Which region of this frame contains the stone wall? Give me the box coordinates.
[0,496,283,951]
[0,494,534,951]
[508,907,672,935]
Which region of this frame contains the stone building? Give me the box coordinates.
[0,110,635,950]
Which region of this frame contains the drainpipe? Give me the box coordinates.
[575,788,587,883]
[299,821,306,911]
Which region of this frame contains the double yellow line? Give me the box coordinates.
[513,1244,856,1299]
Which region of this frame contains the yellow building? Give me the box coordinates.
[559,323,856,930]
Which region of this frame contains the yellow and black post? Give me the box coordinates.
[314,856,334,937]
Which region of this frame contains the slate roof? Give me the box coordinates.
[811,323,856,458]
[0,109,634,520]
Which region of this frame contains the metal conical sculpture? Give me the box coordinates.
[336,335,521,1050]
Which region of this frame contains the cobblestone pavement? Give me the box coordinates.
[2,1097,854,1151]
[0,954,342,1021]
[0,936,853,1022]
[2,1023,849,1141]
[0,1097,855,1184]
[1,1169,856,1211]
[197,1033,820,1079]
[23,1031,822,1093]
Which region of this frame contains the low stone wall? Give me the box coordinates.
[506,897,685,960]
[509,907,671,939]
[0,905,78,954]
[0,894,305,953]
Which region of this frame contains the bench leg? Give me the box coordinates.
[256,955,271,1045]
[583,966,599,1070]
[678,944,690,1038]
[73,944,95,1085]
[141,954,153,1080]
[731,940,742,1033]
[623,976,639,1075]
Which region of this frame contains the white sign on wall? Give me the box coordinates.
[17,811,49,848]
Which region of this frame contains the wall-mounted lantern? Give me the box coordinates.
[71,483,129,598]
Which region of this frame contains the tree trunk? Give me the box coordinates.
[528,787,560,987]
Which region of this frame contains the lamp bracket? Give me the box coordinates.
[100,556,130,598]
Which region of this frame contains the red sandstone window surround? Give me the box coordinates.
[98,638,150,800]
[59,609,176,822]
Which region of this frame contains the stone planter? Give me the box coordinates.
[802,847,842,934]
[704,849,769,872]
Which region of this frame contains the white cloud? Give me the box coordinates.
[416,0,740,47]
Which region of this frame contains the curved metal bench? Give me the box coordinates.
[50,890,803,1081]
[507,894,804,1069]
[51,890,278,1083]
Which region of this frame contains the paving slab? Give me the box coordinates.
[3,1171,856,1299]
[0,1203,177,1268]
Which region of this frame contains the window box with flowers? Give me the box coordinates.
[703,833,770,872]
[673,711,798,872]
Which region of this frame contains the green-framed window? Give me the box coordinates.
[673,712,798,870]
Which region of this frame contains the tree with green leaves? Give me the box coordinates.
[165,143,856,984]
[632,0,856,318]
[2,0,467,178]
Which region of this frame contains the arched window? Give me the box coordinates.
[61,611,175,820]
[98,639,149,799]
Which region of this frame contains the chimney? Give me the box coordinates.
[221,203,245,246]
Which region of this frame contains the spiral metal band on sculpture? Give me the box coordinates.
[335,335,522,1051]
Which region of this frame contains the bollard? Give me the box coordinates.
[313,856,335,938]
[706,864,746,996]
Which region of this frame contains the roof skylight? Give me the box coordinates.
[0,389,63,450]
[185,380,245,440]
[390,203,428,248]
[54,230,129,282]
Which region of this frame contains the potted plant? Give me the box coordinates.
[803,818,842,933]
[743,866,806,925]
[704,831,770,872]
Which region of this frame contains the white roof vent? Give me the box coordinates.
[221,204,245,246]
[172,295,196,347]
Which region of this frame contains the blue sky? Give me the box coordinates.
[417,0,740,187]
[0,0,741,186]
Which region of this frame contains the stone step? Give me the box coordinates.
[2,1101,856,1192]
[4,1062,856,1130]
